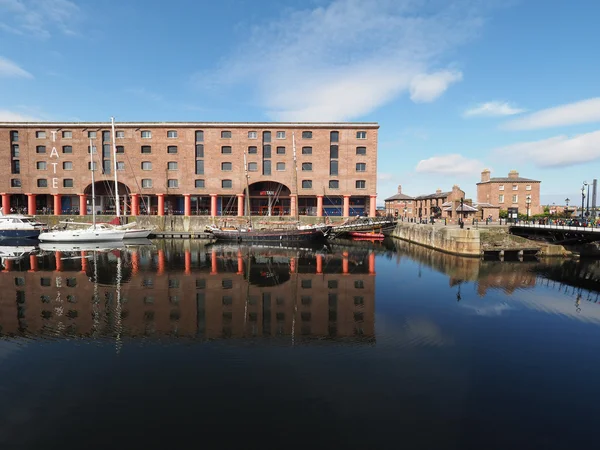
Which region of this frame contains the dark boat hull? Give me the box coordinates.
[211,228,327,243]
[0,229,42,239]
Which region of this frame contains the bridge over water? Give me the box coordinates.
[509,223,600,245]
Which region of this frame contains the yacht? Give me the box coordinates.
[0,209,48,239]
[38,223,126,242]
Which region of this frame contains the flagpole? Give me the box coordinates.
[111,117,120,218]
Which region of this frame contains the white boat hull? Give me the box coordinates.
[38,229,126,242]
[38,241,125,252]
[123,229,153,239]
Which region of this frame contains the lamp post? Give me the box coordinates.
[582,183,586,222]
[586,183,591,218]
[565,198,570,217]
[526,196,531,221]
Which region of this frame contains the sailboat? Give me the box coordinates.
[38,138,126,243]
[109,117,153,239]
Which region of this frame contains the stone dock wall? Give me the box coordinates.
[391,223,481,257]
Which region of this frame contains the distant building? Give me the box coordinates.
[414,185,469,222]
[477,169,541,216]
[383,185,414,217]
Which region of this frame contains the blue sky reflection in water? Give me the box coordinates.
[0,241,600,449]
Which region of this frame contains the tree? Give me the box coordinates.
[499,209,508,219]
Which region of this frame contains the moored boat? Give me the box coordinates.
[208,226,329,242]
[0,208,48,239]
[348,231,384,239]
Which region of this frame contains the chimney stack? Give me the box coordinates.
[481,169,491,182]
[436,188,442,194]
[508,170,519,179]
[397,185,402,194]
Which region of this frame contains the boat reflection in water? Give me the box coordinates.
[0,241,375,343]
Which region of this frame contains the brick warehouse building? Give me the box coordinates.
[477,169,542,217]
[0,122,379,217]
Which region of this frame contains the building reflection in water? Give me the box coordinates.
[0,242,375,343]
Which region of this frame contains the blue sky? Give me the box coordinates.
[1,0,599,206]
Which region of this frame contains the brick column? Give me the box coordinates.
[237,194,244,217]
[316,254,323,274]
[131,250,139,276]
[342,251,349,274]
[55,252,63,271]
[79,194,87,216]
[53,194,62,216]
[211,248,218,274]
[343,195,350,217]
[316,195,323,217]
[28,254,38,272]
[157,194,165,216]
[210,194,218,217]
[369,195,377,218]
[1,193,10,212]
[185,250,192,275]
[368,253,376,274]
[81,251,88,273]
[237,249,244,274]
[290,194,297,217]
[131,194,140,216]
[157,249,165,275]
[184,194,191,217]
[3,259,13,272]
[27,194,36,215]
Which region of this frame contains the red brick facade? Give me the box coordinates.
[477,169,542,216]
[0,122,378,217]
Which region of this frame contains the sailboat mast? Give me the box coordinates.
[292,132,299,221]
[90,138,97,229]
[244,151,252,228]
[111,117,121,218]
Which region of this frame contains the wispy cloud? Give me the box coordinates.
[0,109,41,121]
[492,130,600,168]
[463,101,525,117]
[192,0,485,121]
[0,0,81,38]
[415,154,483,176]
[0,56,33,78]
[502,97,600,130]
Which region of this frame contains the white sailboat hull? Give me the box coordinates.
[38,228,126,242]
[38,241,125,252]
[122,229,153,239]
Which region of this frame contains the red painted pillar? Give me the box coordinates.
[210,194,218,217]
[157,249,165,275]
[1,193,10,212]
[237,194,244,217]
[131,194,140,216]
[368,253,376,274]
[343,195,350,218]
[185,250,192,275]
[290,195,297,217]
[316,195,323,217]
[81,251,88,273]
[369,195,377,218]
[131,250,139,276]
[28,254,38,272]
[316,254,323,274]
[211,248,218,274]
[289,257,296,274]
[79,194,87,216]
[27,194,36,215]
[237,249,243,274]
[184,194,191,217]
[55,251,63,272]
[342,251,349,275]
[53,194,62,216]
[3,259,13,272]
[157,194,165,216]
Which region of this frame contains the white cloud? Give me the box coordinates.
[503,97,600,130]
[409,70,463,103]
[378,172,393,181]
[492,130,600,168]
[415,154,483,176]
[192,0,484,121]
[0,56,33,78]
[463,101,525,117]
[0,109,40,121]
[0,0,80,38]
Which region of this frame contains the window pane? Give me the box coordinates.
[302,163,312,171]
[263,131,271,142]
[141,130,152,138]
[11,145,19,157]
[62,145,72,154]
[168,162,178,170]
[36,145,46,154]
[221,162,232,171]
[356,180,366,189]
[62,131,72,139]
[330,160,338,175]
[276,162,285,171]
[141,145,151,154]
[330,145,339,159]
[117,162,125,170]
[195,160,204,175]
[142,162,152,170]
[167,146,177,154]
[142,179,152,188]
[196,144,204,158]
[103,160,111,174]
[302,131,312,139]
[248,162,258,172]
[356,131,367,139]
[276,131,285,139]
[248,146,257,154]
[167,130,178,138]
[37,179,48,187]
[222,179,232,188]
[11,179,21,187]
[63,179,74,187]
[330,131,339,142]
[276,146,285,154]
[195,130,204,142]
[195,179,205,188]
[221,130,232,138]
[116,146,124,153]
[168,179,178,188]
[37,161,46,170]
[248,131,257,139]
[63,161,73,170]
[116,130,125,138]
[102,131,110,142]
[302,146,312,155]
[221,146,232,154]
[263,160,271,176]
[356,146,366,155]
[88,131,97,138]
[302,180,312,189]
[356,163,366,172]
[36,131,46,138]
[329,180,339,189]
[10,131,18,141]
[263,145,271,158]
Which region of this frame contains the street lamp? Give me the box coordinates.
[586,183,591,218]
[526,196,531,221]
[565,198,570,217]
[582,183,587,222]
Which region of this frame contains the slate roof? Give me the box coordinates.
[477,176,540,184]
[384,193,415,202]
[414,191,452,200]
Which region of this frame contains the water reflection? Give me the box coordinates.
[0,241,375,343]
